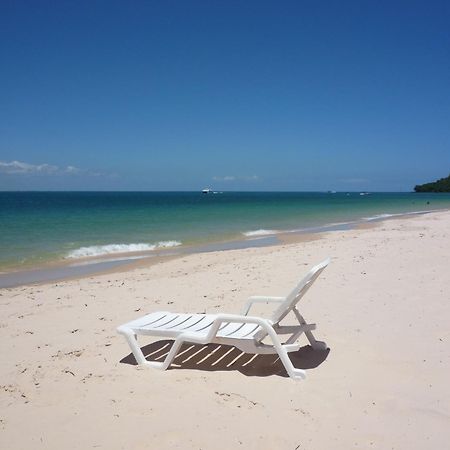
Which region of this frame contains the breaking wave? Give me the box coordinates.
[66,241,181,259]
[362,210,431,221]
[242,229,281,237]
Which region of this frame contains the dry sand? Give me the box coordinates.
[1,210,449,449]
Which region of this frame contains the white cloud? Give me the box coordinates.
[212,175,259,182]
[0,160,59,174]
[0,160,96,176]
[64,165,82,174]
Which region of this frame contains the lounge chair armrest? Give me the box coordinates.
[241,296,286,315]
[206,314,274,340]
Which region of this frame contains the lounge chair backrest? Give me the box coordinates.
[270,258,330,324]
[253,258,329,343]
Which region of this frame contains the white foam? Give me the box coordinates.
[362,213,397,221]
[362,210,432,221]
[157,240,182,248]
[66,241,181,259]
[242,229,280,237]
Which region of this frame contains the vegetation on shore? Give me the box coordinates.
[414,174,450,192]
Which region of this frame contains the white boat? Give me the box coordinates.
[202,188,212,194]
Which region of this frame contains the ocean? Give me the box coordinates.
[1,191,450,271]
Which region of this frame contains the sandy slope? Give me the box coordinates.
[1,211,449,449]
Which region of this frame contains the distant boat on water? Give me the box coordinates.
[202,188,212,194]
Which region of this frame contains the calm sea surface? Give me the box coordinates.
[1,191,450,270]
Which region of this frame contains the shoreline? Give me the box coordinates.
[3,191,448,269]
[0,208,444,289]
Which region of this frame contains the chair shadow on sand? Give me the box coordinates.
[120,340,330,378]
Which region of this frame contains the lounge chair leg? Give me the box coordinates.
[121,330,147,365]
[118,325,186,371]
[139,337,186,371]
[265,328,306,380]
[159,337,184,370]
[293,309,328,350]
[276,344,306,380]
[303,328,327,350]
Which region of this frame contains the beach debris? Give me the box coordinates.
[52,349,83,359]
[214,391,260,407]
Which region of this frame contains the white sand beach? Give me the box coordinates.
[1,210,449,449]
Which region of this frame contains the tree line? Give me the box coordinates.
[414,174,450,192]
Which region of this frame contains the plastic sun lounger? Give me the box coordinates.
[117,258,330,380]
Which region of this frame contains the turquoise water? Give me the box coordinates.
[1,191,449,270]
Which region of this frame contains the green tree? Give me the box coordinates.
[414,174,450,192]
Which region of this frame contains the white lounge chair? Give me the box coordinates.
[117,258,330,380]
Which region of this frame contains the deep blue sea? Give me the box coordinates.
[1,191,450,270]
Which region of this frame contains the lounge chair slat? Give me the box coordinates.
[194,319,216,332]
[179,315,208,330]
[220,322,246,336]
[151,314,205,331]
[227,323,261,338]
[134,313,168,328]
[152,314,180,329]
[164,315,194,329]
[242,324,261,337]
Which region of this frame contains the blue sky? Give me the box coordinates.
[0,0,449,191]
